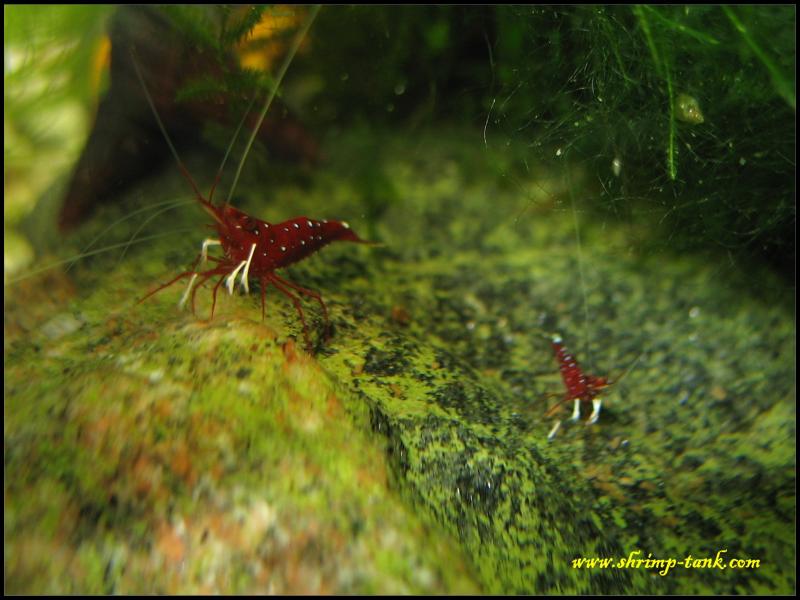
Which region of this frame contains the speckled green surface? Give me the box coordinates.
[5,129,795,594]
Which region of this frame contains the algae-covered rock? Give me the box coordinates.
[5,130,795,594]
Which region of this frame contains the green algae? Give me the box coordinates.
[5,268,479,593]
[5,128,795,594]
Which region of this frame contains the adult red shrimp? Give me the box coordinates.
[138,207,370,351]
[132,5,373,351]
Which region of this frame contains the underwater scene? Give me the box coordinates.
[4,5,795,594]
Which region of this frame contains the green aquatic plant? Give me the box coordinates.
[160,5,275,107]
[479,5,795,277]
[304,5,796,275]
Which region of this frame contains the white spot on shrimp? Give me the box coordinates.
[307,220,313,227]
[301,240,306,245]
[293,223,300,229]
[283,227,288,232]
[342,221,350,229]
[280,246,286,252]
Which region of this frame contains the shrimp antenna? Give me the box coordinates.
[129,48,208,209]
[207,93,257,205]
[609,351,644,387]
[565,163,592,370]
[544,394,573,418]
[225,4,321,206]
[131,45,246,229]
[67,197,193,273]
[6,230,194,285]
[130,44,256,209]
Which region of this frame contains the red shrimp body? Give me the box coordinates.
[211,204,365,272]
[545,334,609,439]
[141,196,371,351]
[552,336,608,404]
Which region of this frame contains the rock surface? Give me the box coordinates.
[5,129,795,594]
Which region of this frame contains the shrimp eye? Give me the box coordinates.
[241,217,260,235]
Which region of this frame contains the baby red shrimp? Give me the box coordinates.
[130,6,373,351]
[545,333,609,441]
